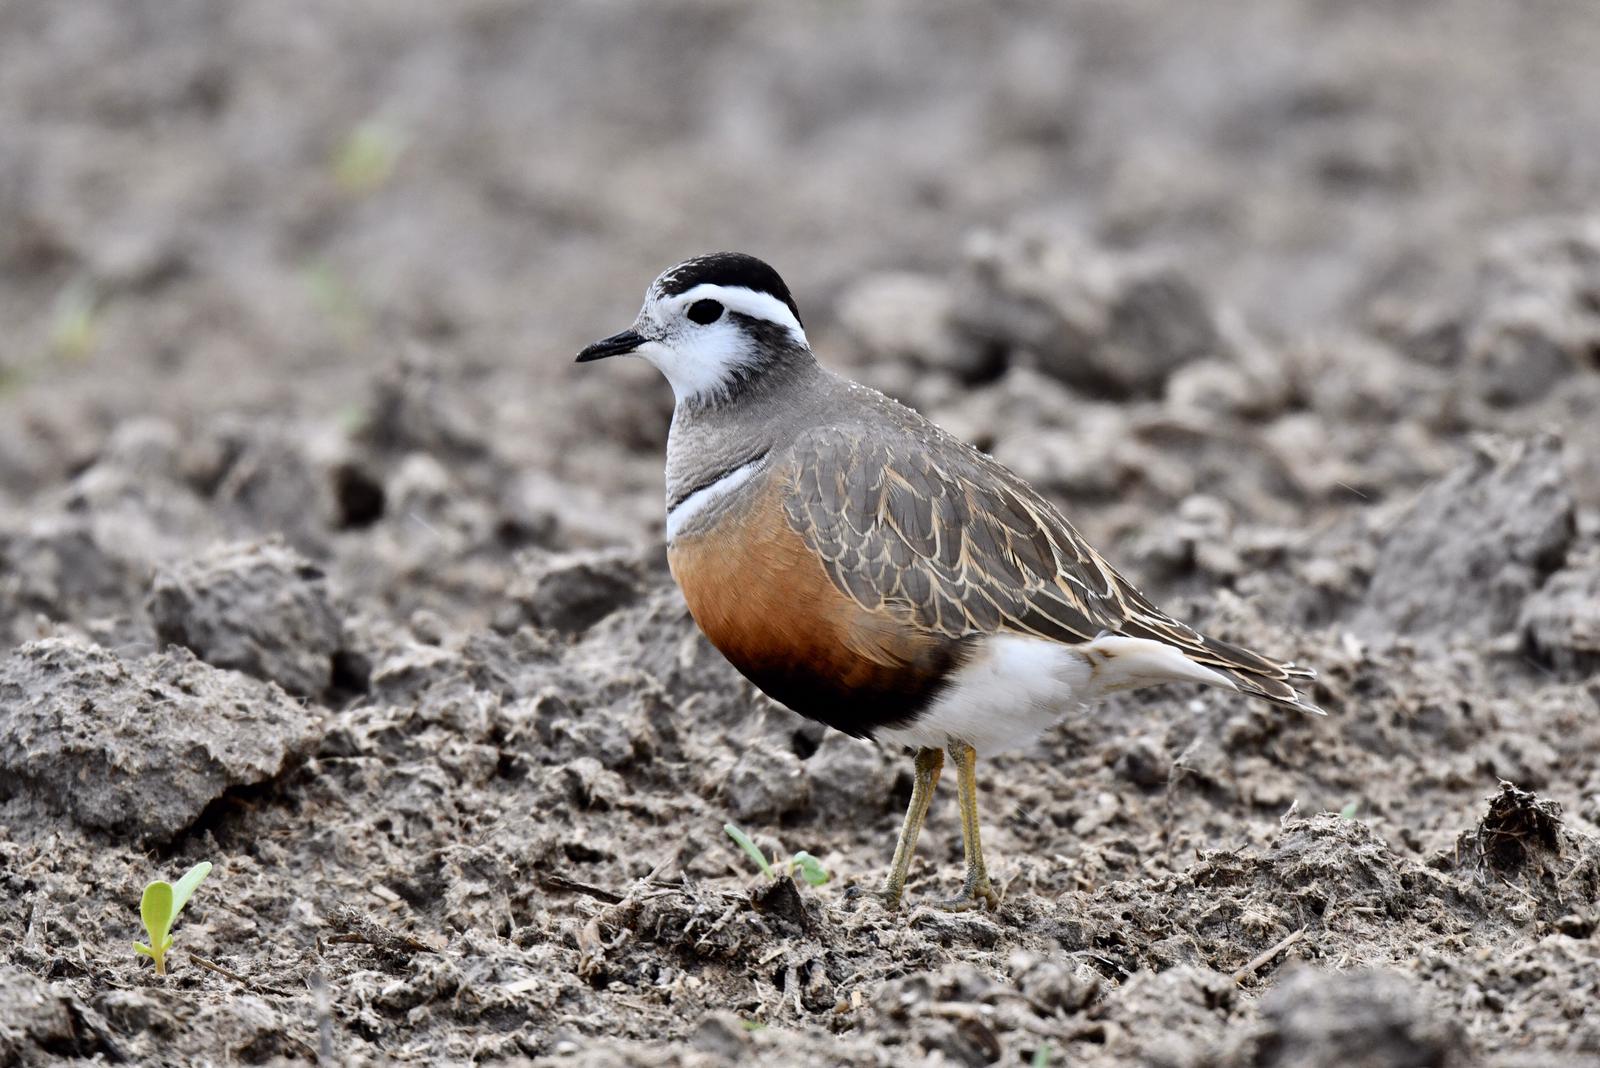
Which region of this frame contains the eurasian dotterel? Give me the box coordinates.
[577,252,1320,910]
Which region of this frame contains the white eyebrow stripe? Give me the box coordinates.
[674,283,808,346]
[665,455,767,541]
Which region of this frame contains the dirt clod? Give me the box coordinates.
[513,548,650,637]
[723,744,811,823]
[955,229,1226,399]
[1520,549,1600,674]
[1466,782,1563,876]
[0,636,322,844]
[0,971,83,1064]
[750,877,812,932]
[1228,966,1465,1068]
[1405,217,1600,408]
[149,538,344,698]
[1358,434,1575,640]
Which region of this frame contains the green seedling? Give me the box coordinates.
[336,402,370,436]
[302,260,368,343]
[1339,801,1359,819]
[134,861,212,976]
[724,824,830,887]
[332,120,406,194]
[49,278,100,362]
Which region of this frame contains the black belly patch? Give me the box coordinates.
[732,642,970,740]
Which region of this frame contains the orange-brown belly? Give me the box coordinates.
[667,480,959,736]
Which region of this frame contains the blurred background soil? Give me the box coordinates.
[2,1,1600,1065]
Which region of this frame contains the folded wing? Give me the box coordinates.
[780,426,1320,714]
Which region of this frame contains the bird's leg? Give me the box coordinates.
[882,746,943,909]
[943,740,1001,911]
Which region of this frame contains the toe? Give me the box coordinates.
[935,884,1000,913]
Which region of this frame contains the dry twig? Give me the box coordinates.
[540,872,626,904]
[324,904,438,955]
[1232,926,1307,984]
[186,953,293,997]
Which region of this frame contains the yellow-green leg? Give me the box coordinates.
[944,741,1001,911]
[882,747,943,909]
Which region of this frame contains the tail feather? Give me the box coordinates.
[1111,604,1324,715]
[1201,631,1324,715]
[1216,663,1324,715]
[1078,632,1322,714]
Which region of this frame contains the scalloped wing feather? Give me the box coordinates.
[781,427,1322,715]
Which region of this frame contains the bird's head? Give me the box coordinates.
[576,252,811,407]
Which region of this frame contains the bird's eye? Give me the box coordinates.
[686,299,724,325]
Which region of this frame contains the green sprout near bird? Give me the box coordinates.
[133,861,213,976]
[724,824,830,886]
[331,120,406,194]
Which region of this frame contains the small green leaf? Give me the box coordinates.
[302,261,367,341]
[1339,801,1359,819]
[790,851,830,886]
[1031,1042,1054,1068]
[332,121,405,194]
[337,403,369,435]
[49,279,99,361]
[170,862,213,918]
[140,881,175,956]
[740,1019,767,1032]
[137,862,212,975]
[723,824,774,879]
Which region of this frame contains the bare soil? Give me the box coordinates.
[3,2,1600,1065]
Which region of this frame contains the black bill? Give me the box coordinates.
[575,329,646,363]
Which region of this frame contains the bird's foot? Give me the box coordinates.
[937,874,1000,912]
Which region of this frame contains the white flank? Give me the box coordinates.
[876,634,1093,754]
[665,456,765,541]
[876,632,1238,755]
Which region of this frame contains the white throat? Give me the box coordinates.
[637,282,810,406]
[638,332,756,406]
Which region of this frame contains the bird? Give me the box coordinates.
[577,252,1320,911]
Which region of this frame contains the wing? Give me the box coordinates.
[780,426,1319,713]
